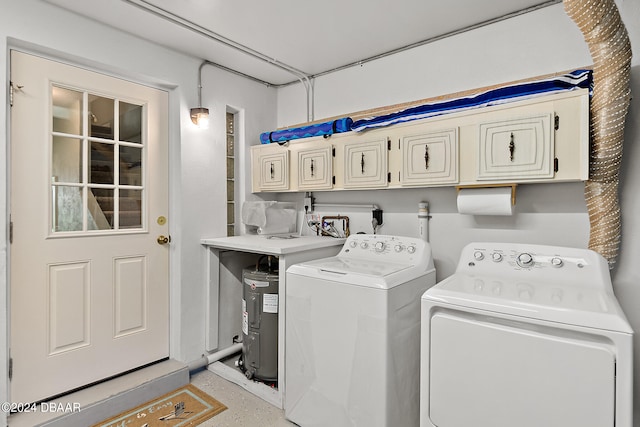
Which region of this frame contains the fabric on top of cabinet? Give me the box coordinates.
[351,69,592,132]
[260,117,353,144]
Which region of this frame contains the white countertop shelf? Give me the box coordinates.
[201,234,345,255]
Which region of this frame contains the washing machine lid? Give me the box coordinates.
[287,256,430,289]
[423,273,633,333]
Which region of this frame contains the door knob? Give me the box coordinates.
[157,235,171,245]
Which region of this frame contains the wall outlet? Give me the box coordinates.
[372,209,383,226]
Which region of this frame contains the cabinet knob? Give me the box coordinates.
[509,132,515,162]
[424,144,430,170]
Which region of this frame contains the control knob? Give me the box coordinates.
[360,242,369,249]
[407,245,416,254]
[349,240,358,248]
[491,252,503,262]
[473,251,485,261]
[517,253,534,268]
[394,245,403,253]
[374,241,386,252]
[550,257,564,268]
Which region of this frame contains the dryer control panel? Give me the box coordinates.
[458,242,611,290]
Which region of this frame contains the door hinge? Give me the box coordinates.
[554,115,560,130]
[554,157,559,172]
[332,176,336,185]
[9,81,23,108]
[387,172,391,183]
[9,220,13,244]
[8,357,12,381]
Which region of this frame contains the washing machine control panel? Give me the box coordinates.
[339,234,430,266]
[458,242,609,288]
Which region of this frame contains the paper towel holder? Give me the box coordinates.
[455,183,517,206]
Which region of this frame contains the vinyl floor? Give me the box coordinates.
[190,368,295,427]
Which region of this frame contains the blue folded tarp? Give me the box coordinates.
[260,117,353,144]
[351,69,592,132]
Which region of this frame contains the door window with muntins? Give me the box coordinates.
[51,85,145,233]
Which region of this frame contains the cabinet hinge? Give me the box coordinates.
[332,147,336,157]
[9,219,13,244]
[554,157,559,173]
[554,115,560,130]
[387,172,391,183]
[332,176,336,185]
[8,357,12,381]
[387,138,391,150]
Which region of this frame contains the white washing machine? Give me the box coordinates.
[420,242,633,427]
[285,234,436,427]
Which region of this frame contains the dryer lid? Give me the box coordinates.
[423,273,633,333]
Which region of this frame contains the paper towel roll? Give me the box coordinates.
[457,187,514,216]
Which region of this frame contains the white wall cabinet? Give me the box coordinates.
[251,144,289,192]
[291,141,333,190]
[477,112,554,181]
[341,136,389,189]
[398,127,458,186]
[250,89,589,193]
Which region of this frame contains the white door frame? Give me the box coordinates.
[2,43,181,406]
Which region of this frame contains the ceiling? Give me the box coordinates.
[44,0,561,86]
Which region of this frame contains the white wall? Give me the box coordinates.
[276,2,640,424]
[0,1,276,422]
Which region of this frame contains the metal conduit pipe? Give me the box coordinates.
[122,0,314,122]
[564,0,632,268]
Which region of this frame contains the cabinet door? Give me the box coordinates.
[401,128,458,186]
[297,145,333,190]
[254,147,289,191]
[477,113,554,180]
[343,137,388,189]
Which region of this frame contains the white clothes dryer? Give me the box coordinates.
[420,242,633,427]
[286,234,436,427]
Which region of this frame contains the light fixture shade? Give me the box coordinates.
[190,107,210,128]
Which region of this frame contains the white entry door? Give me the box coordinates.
[9,51,170,403]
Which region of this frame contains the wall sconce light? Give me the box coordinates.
[190,107,209,128]
[190,61,210,128]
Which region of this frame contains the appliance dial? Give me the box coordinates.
[517,253,534,268]
[407,245,416,254]
[360,242,369,249]
[349,241,358,248]
[473,251,485,261]
[394,245,403,253]
[551,257,564,268]
[491,252,503,262]
[374,241,386,252]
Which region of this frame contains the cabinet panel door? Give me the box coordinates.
[343,137,388,189]
[259,150,289,191]
[401,128,458,186]
[298,145,333,190]
[478,113,554,180]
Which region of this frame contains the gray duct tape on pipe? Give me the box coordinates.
[564,0,632,268]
